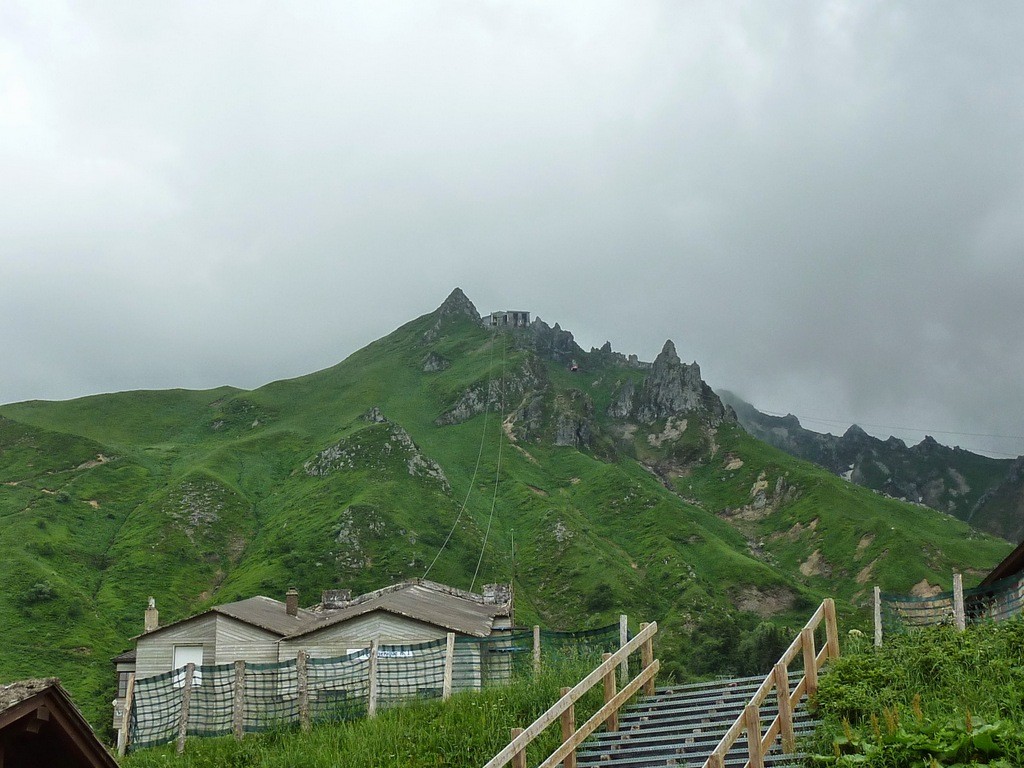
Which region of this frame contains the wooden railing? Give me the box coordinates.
[703,598,839,768]
[483,621,659,768]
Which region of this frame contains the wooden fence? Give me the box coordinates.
[702,598,839,768]
[483,620,658,768]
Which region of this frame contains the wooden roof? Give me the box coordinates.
[980,537,1024,587]
[0,678,118,768]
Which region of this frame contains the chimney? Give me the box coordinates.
[482,583,512,606]
[286,588,299,617]
[144,597,159,632]
[321,589,352,609]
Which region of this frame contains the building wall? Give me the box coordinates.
[214,616,279,665]
[134,615,219,680]
[278,611,449,660]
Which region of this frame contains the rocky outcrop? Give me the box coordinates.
[423,287,480,342]
[435,358,544,426]
[306,409,450,493]
[552,391,595,449]
[422,351,451,372]
[721,390,1018,533]
[609,340,732,425]
[529,318,585,364]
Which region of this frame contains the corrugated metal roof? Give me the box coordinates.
[215,596,317,635]
[132,581,512,644]
[288,581,511,639]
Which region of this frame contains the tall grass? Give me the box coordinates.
[122,658,605,768]
[809,619,1024,766]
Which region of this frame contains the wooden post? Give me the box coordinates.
[640,622,655,696]
[824,597,840,659]
[744,702,764,768]
[801,628,818,696]
[511,727,527,768]
[618,614,629,688]
[874,586,883,647]
[176,663,194,754]
[559,686,577,768]
[442,632,455,700]
[232,660,245,741]
[707,754,724,768]
[601,653,618,733]
[297,651,310,732]
[117,672,135,757]
[367,641,379,717]
[533,625,541,676]
[953,572,966,631]
[774,662,795,753]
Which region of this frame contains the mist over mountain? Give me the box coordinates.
[720,391,1024,541]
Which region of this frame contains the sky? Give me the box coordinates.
[2,2,1023,458]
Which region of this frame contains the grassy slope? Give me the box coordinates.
[0,307,1012,733]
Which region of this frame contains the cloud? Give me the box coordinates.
[1,1,1022,457]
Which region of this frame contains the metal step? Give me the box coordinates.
[573,672,818,768]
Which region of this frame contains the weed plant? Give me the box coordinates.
[808,619,1024,766]
[122,657,605,768]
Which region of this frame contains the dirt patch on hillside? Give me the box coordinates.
[647,416,688,447]
[88,500,100,509]
[76,454,111,470]
[526,485,548,496]
[800,549,833,578]
[910,579,943,598]
[856,558,876,584]
[855,533,875,559]
[732,585,797,618]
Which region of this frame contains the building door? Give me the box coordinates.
[172,645,204,686]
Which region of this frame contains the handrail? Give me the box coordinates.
[703,598,839,768]
[483,621,658,768]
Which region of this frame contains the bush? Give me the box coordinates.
[23,581,57,604]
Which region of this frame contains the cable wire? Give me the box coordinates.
[423,332,496,580]
[470,331,507,593]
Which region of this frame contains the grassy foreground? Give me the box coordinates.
[809,619,1024,766]
[122,660,604,768]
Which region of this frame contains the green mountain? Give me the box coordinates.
[0,289,1012,734]
[720,391,1023,539]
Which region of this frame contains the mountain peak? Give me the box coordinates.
[436,287,480,321]
[655,340,681,367]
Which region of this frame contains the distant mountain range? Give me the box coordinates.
[0,288,1011,731]
[720,392,1024,542]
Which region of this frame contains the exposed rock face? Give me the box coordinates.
[423,287,480,342]
[306,409,450,493]
[422,351,451,372]
[609,340,731,425]
[607,379,635,419]
[721,390,1019,533]
[435,358,544,426]
[530,318,585,364]
[552,391,594,448]
[969,455,1024,541]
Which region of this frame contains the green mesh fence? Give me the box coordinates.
[308,650,369,723]
[881,573,1024,635]
[244,658,299,733]
[127,623,625,752]
[129,669,182,750]
[187,663,235,737]
[453,630,534,690]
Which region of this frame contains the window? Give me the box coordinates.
[172,645,204,687]
[117,671,131,698]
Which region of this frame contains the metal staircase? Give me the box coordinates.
[573,673,817,768]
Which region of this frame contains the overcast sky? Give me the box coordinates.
[2,2,1022,458]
